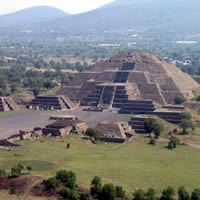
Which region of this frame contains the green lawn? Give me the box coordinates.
[0,111,20,118]
[0,135,200,194]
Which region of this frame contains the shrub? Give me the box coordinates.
[101,183,116,200]
[174,96,186,104]
[149,138,156,146]
[85,128,100,141]
[173,128,178,133]
[146,188,156,200]
[133,189,146,200]
[191,188,200,200]
[116,186,126,198]
[44,177,59,191]
[178,186,190,200]
[60,187,80,200]
[90,176,102,197]
[56,170,77,190]
[160,186,175,200]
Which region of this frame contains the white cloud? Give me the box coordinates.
[0,0,114,15]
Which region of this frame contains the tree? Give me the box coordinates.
[32,87,40,96]
[144,118,155,137]
[44,177,59,191]
[168,136,180,150]
[116,186,126,198]
[101,183,116,200]
[154,122,164,139]
[56,170,77,190]
[180,119,194,135]
[146,188,156,200]
[26,166,32,174]
[180,112,192,120]
[85,128,100,141]
[11,82,18,94]
[60,187,80,200]
[191,189,200,200]
[149,138,156,146]
[174,96,186,104]
[90,176,102,197]
[178,186,190,200]
[133,189,146,200]
[160,186,175,200]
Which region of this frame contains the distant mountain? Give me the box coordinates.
[40,0,200,34]
[1,0,200,36]
[0,6,68,28]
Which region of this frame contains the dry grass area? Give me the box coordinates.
[43,56,95,65]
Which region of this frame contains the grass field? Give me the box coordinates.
[0,111,20,118]
[0,135,200,196]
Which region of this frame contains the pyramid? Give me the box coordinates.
[59,50,199,106]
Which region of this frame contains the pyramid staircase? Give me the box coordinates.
[0,97,19,112]
[80,83,140,108]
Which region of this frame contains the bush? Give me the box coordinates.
[149,138,156,146]
[11,163,24,177]
[85,128,100,141]
[101,183,116,200]
[196,96,200,102]
[90,176,102,197]
[180,112,192,120]
[44,177,59,191]
[180,119,194,135]
[56,170,77,190]
[173,128,178,133]
[191,188,200,200]
[60,187,80,200]
[174,96,186,104]
[168,136,180,149]
[160,186,175,200]
[146,188,156,200]
[116,186,126,198]
[133,189,146,200]
[178,186,190,200]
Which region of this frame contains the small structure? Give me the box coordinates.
[28,95,73,111]
[0,97,19,112]
[49,115,78,121]
[43,118,88,136]
[95,121,134,143]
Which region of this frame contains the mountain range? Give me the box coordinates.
[0,0,200,34]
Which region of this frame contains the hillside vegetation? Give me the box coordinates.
[1,135,200,195]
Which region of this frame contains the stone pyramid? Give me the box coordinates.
[59,50,199,106]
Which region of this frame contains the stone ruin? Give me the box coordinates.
[0,115,88,149]
[28,95,73,111]
[0,97,19,112]
[58,50,198,123]
[95,121,135,143]
[43,117,88,136]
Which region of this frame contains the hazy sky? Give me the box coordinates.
[0,0,114,15]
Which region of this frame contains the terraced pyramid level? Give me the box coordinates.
[59,50,199,107]
[28,95,73,111]
[0,97,19,112]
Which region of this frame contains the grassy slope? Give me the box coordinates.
[1,135,200,195]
